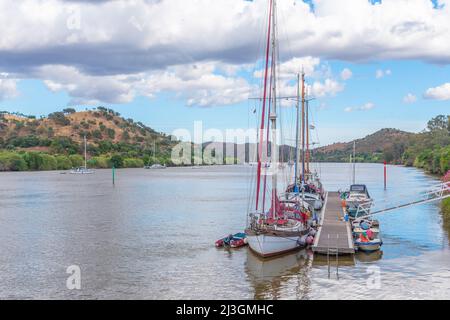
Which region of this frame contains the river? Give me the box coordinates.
[0,163,449,299]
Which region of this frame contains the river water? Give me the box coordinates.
[0,163,449,299]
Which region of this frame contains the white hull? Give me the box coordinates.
[247,234,301,258]
[355,241,382,252]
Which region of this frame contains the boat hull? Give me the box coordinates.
[355,240,382,252]
[245,229,308,258]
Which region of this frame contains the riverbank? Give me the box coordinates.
[443,198,450,216]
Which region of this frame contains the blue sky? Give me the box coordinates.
[0,0,449,146]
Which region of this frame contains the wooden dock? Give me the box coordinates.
[312,192,355,255]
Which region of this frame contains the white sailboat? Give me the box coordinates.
[70,135,94,174]
[245,0,314,258]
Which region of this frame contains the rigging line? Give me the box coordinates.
[262,56,274,213]
[277,0,297,69]
[310,101,322,176]
[246,9,266,220]
[255,0,273,212]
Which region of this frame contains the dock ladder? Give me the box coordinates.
[327,234,339,279]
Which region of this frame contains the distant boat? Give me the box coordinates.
[70,135,94,174]
[70,166,94,174]
[144,164,166,169]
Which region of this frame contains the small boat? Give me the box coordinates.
[144,164,166,169]
[352,219,380,238]
[69,135,94,174]
[354,225,382,252]
[355,238,383,252]
[215,233,248,248]
[343,184,372,218]
[70,166,94,174]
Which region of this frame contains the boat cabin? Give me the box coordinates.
[349,184,370,198]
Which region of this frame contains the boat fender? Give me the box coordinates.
[298,235,308,246]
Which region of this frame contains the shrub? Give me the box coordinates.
[92,130,102,139]
[69,154,84,167]
[56,155,72,170]
[50,137,79,154]
[22,152,44,170]
[48,112,70,126]
[106,128,115,139]
[87,156,109,168]
[63,108,76,114]
[109,154,124,168]
[123,158,144,168]
[39,154,57,170]
[0,152,28,171]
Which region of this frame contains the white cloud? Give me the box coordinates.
[344,107,353,113]
[424,83,450,101]
[142,68,252,107]
[403,93,417,103]
[253,56,344,102]
[340,68,352,80]
[253,56,320,79]
[344,102,375,112]
[376,69,392,79]
[0,0,450,106]
[38,63,252,107]
[0,76,19,101]
[309,79,344,98]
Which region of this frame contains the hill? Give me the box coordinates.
[0,107,176,170]
[313,128,414,163]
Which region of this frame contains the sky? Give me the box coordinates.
[0,0,449,146]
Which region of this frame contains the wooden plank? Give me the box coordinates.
[312,191,355,255]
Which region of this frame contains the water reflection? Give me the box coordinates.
[355,251,383,263]
[245,249,313,299]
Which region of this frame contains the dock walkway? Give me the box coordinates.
[312,192,355,255]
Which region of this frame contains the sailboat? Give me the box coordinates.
[70,135,94,174]
[144,141,167,169]
[285,73,324,210]
[245,0,315,258]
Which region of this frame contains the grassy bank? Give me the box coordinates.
[0,151,156,171]
[443,198,450,216]
[443,171,450,225]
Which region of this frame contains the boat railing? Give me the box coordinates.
[355,181,450,220]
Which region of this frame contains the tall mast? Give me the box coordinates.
[294,73,300,192]
[301,71,306,187]
[352,141,356,184]
[269,0,278,214]
[306,89,310,174]
[84,134,87,169]
[255,0,273,211]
